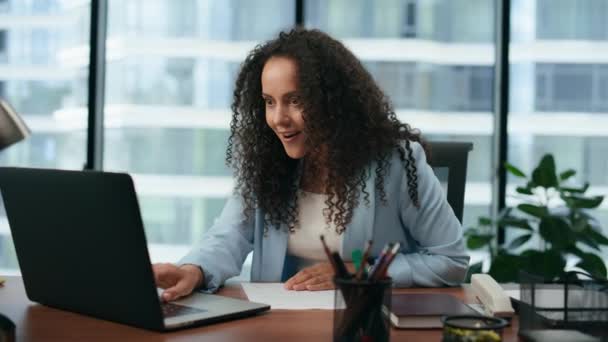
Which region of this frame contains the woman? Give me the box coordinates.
[153,28,469,301]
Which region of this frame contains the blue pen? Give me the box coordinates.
[367,243,391,280]
[371,242,401,280]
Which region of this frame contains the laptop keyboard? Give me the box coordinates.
[161,302,206,318]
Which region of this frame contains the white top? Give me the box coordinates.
[287,190,343,262]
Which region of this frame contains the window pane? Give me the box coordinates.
[0,0,90,273]
[508,0,608,258]
[306,0,496,263]
[103,0,294,263]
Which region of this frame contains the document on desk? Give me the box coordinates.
[241,283,335,310]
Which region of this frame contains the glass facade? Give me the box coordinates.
[0,0,89,273]
[0,0,606,273]
[306,0,496,233]
[102,0,294,263]
[508,0,608,251]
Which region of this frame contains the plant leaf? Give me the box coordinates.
[564,195,604,209]
[467,234,493,250]
[539,217,574,249]
[578,234,601,251]
[505,162,527,178]
[566,245,584,258]
[464,228,477,237]
[532,154,558,188]
[571,229,601,251]
[508,233,532,249]
[571,215,588,232]
[517,204,548,218]
[488,253,522,283]
[559,169,576,181]
[478,216,493,226]
[498,216,533,230]
[576,253,607,279]
[516,186,533,195]
[587,226,608,246]
[560,182,589,194]
[520,249,566,281]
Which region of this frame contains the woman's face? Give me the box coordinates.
[262,56,309,159]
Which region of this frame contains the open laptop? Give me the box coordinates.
[0,167,270,331]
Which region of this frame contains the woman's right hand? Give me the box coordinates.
[152,263,204,302]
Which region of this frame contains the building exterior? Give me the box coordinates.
[0,0,606,273]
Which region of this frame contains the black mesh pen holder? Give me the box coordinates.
[518,270,608,340]
[333,277,392,342]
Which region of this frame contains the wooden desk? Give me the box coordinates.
[0,276,520,341]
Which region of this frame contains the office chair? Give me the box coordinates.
[426,141,473,224]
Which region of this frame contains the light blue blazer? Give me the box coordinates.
[179,142,470,292]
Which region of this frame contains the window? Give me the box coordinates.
[0,30,6,52]
[1,0,605,275]
[535,64,608,112]
[402,0,417,38]
[305,0,496,253]
[509,0,608,248]
[31,0,56,14]
[31,29,51,65]
[103,0,294,263]
[0,30,7,65]
[599,66,608,112]
[0,0,9,13]
[537,0,608,40]
[0,2,89,273]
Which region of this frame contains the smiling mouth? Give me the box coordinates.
[282,132,301,139]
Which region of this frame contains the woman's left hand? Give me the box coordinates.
[284,262,355,291]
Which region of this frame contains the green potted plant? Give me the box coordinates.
[466,154,607,282]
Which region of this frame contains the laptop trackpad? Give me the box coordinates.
[161,302,207,318]
[163,292,268,328]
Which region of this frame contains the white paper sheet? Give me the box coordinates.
[241,282,335,310]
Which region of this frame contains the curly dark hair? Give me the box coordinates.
[226,28,428,234]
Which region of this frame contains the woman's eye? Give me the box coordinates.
[290,97,300,105]
[264,98,274,106]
